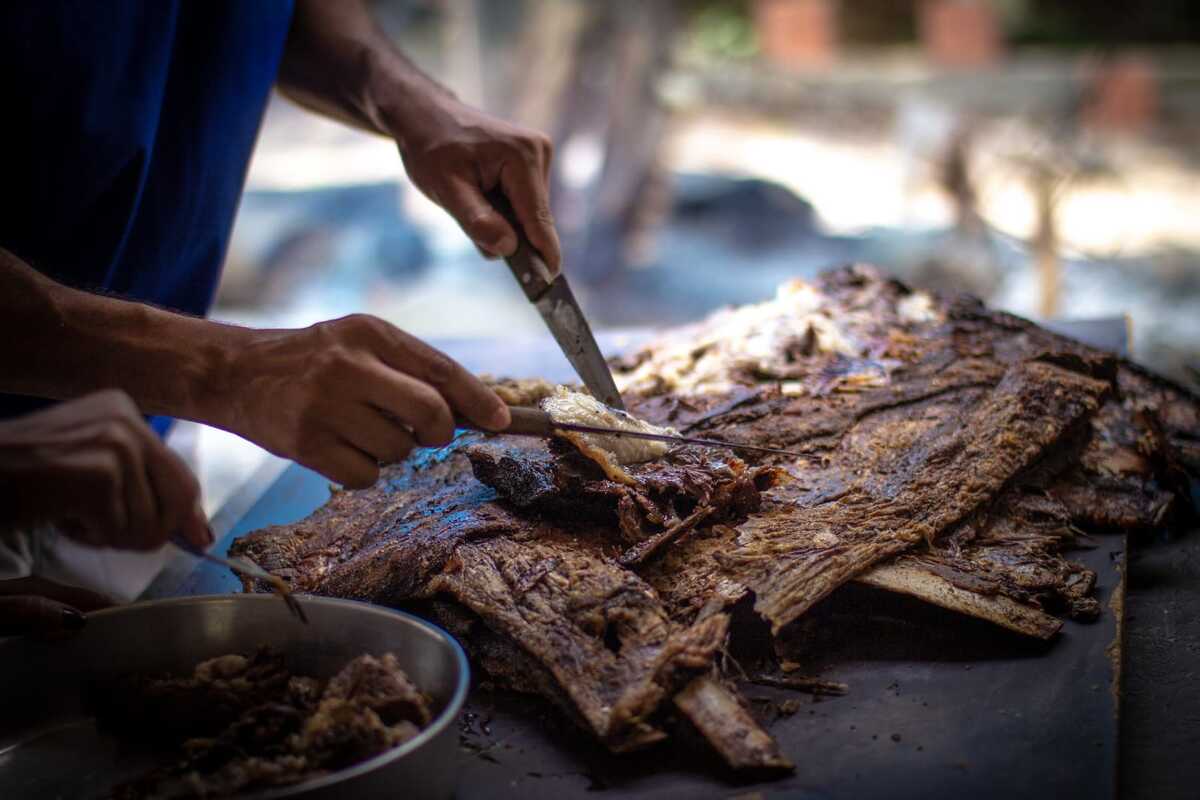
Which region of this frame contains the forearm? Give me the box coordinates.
[278,0,562,269]
[0,248,238,425]
[278,0,451,150]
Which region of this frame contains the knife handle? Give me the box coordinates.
[456,406,556,437]
[486,188,557,302]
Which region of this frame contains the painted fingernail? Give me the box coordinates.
[62,608,86,630]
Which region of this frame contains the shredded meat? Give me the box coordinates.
[229,264,1198,773]
[98,650,431,799]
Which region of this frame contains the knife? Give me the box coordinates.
[488,190,626,411]
[459,406,807,460]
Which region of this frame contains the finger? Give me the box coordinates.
[56,447,130,547]
[356,363,455,447]
[499,158,561,273]
[372,330,511,432]
[0,595,86,637]
[97,420,159,551]
[304,440,381,490]
[473,242,503,261]
[0,576,114,612]
[138,430,209,552]
[437,175,517,258]
[70,415,156,550]
[541,137,553,185]
[339,404,418,464]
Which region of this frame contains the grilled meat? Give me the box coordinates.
[230,264,1198,772]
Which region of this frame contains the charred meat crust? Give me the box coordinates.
[230,264,1199,773]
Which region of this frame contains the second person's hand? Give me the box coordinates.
[0,390,209,551]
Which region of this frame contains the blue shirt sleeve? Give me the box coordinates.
[0,0,294,434]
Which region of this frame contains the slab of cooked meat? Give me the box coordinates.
[466,436,779,565]
[233,447,734,753]
[706,358,1109,634]
[230,264,1198,773]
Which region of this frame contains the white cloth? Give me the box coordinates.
[0,525,168,602]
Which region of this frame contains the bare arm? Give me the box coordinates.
[0,248,510,489]
[0,248,231,422]
[277,0,562,270]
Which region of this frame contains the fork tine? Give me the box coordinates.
[172,537,308,625]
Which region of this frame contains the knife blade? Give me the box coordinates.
[533,277,626,410]
[487,189,626,410]
[459,406,807,460]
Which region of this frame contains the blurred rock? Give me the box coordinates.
[919,0,1004,69]
[1082,55,1160,135]
[671,172,817,251]
[753,0,839,70]
[217,182,429,309]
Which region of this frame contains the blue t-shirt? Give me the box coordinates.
[0,0,294,434]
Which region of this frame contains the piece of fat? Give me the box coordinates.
[897,291,941,324]
[541,386,679,483]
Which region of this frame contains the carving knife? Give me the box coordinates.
[458,406,807,460]
[489,190,626,411]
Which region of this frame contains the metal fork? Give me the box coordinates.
[171,537,308,624]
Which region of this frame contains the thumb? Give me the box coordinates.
[0,595,87,637]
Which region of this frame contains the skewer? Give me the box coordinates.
[457,406,810,460]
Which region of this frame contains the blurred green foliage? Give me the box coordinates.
[680,0,758,60]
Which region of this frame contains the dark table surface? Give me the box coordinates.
[143,322,1199,800]
[1120,517,1200,799]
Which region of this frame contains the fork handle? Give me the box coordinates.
[456,406,555,437]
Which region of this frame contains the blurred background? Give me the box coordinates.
[182,0,1200,518]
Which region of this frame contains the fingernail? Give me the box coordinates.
[488,405,511,431]
[188,500,214,549]
[62,608,86,630]
[496,233,517,257]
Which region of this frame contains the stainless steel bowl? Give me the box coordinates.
[0,594,469,800]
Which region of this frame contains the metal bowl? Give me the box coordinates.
[0,594,469,800]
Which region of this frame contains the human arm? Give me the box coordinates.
[276,0,561,270]
[0,576,111,636]
[0,248,510,489]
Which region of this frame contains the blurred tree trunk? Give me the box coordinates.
[1031,167,1060,319]
[441,0,484,107]
[509,0,589,133]
[544,0,677,286]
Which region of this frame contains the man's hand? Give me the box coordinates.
[216,315,512,489]
[0,390,210,551]
[0,252,510,491]
[0,576,111,637]
[390,95,561,271]
[277,0,562,271]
